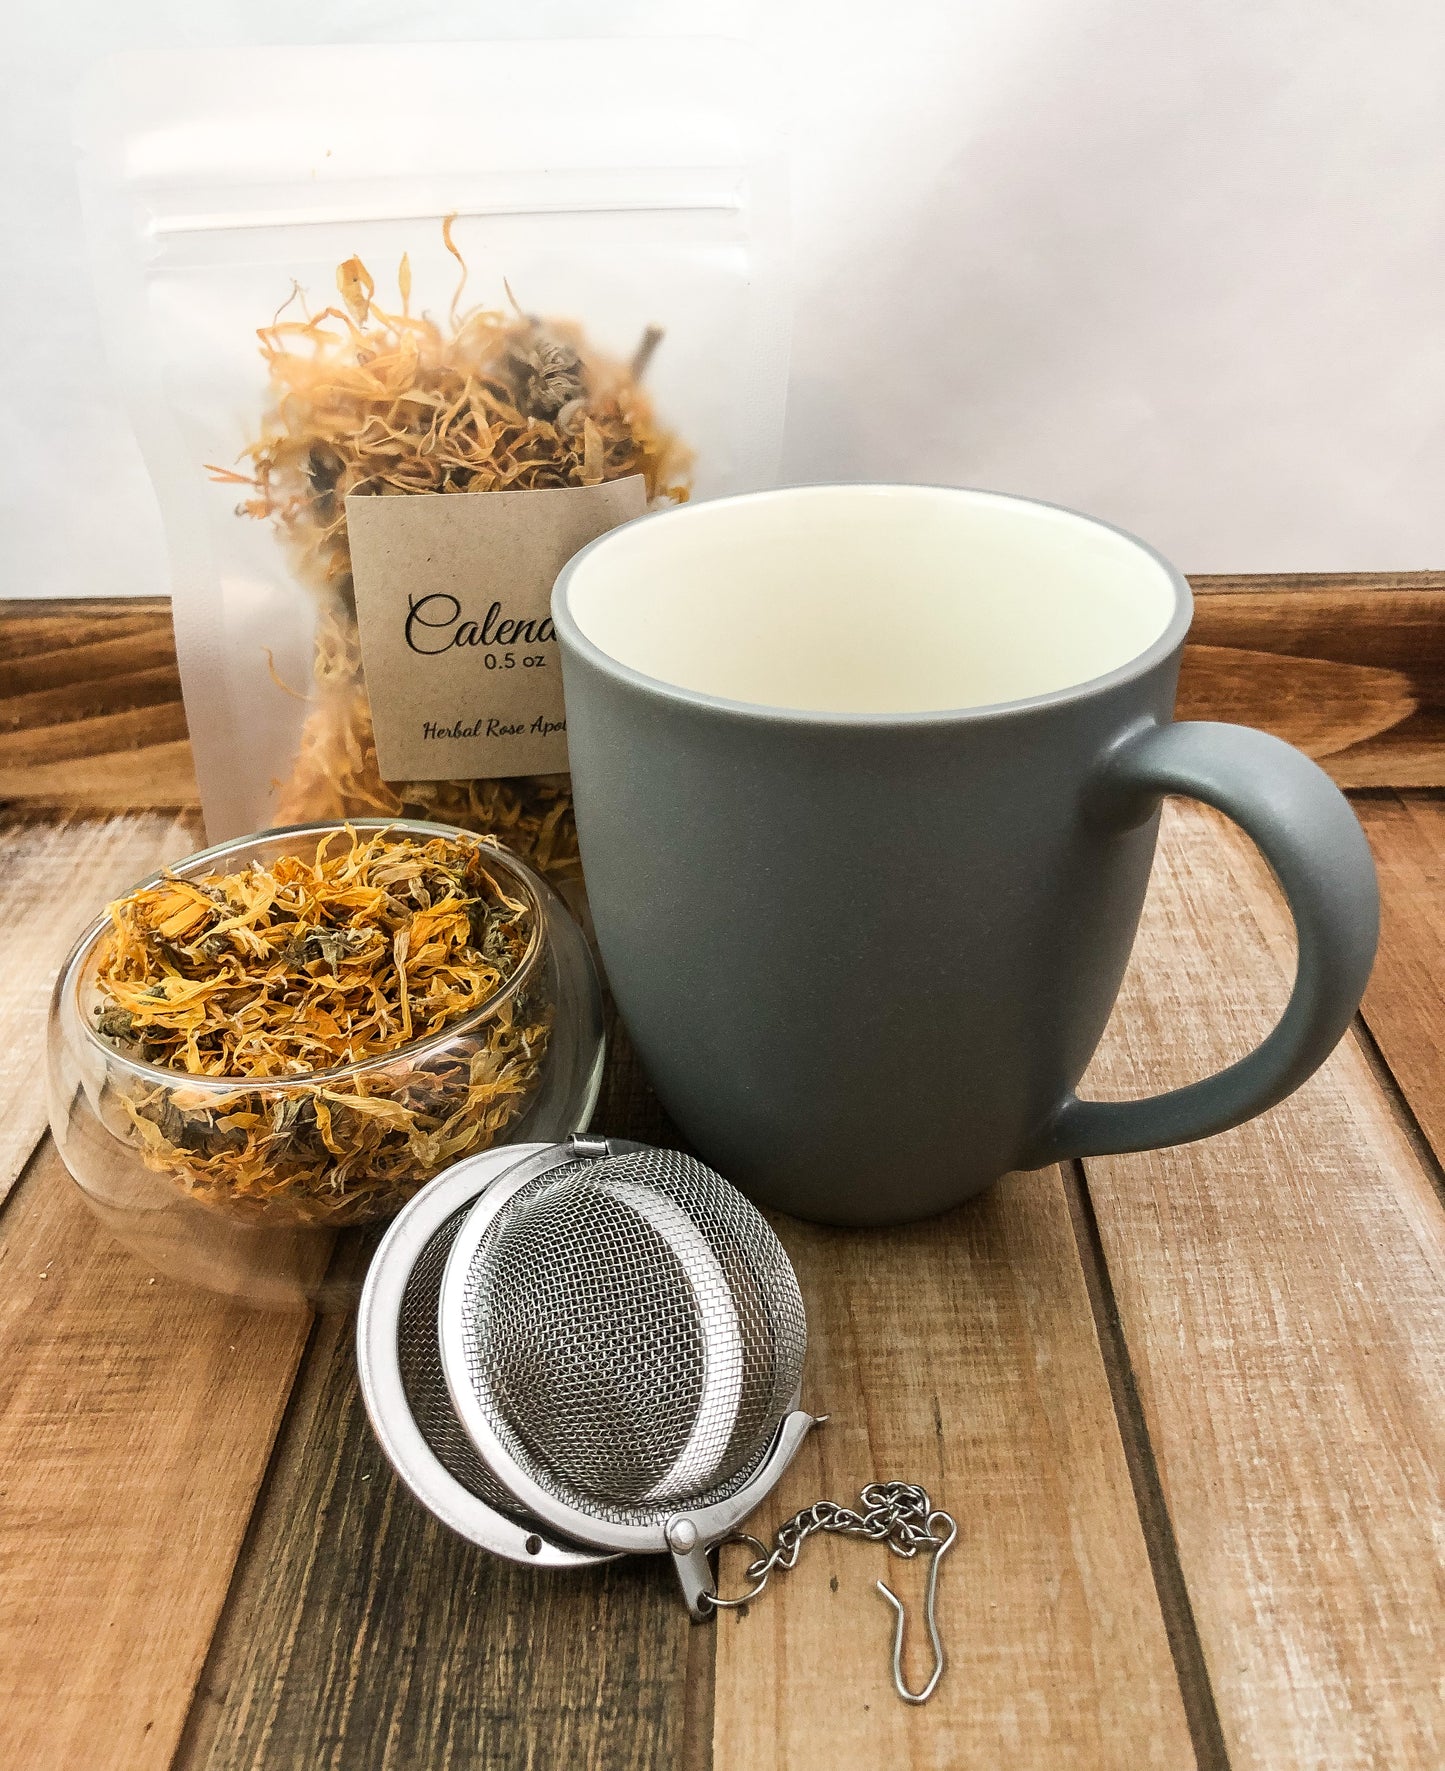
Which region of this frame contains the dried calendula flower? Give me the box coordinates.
[209,224,693,889]
[92,827,549,1225]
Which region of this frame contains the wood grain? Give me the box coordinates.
[0,808,310,1771]
[0,600,199,809]
[0,1143,312,1771]
[1354,794,1445,1173]
[1185,575,1445,786]
[177,1023,705,1771]
[176,1305,700,1771]
[3,576,1443,810]
[712,1166,1196,1770]
[1079,801,1445,1770]
[0,809,199,1208]
[1177,645,1416,760]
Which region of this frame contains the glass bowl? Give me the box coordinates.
[47,820,605,1309]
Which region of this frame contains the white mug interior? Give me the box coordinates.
[562,484,1182,715]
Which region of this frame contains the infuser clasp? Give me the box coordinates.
[876,1509,956,1704]
[663,1408,822,1619]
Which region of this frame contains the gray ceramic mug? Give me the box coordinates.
[553,485,1379,1225]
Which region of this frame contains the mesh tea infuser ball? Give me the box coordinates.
[436,1136,816,1612]
[360,1135,957,1701]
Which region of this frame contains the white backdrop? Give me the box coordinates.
[3,0,1443,596]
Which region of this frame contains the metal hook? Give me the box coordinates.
[875,1509,956,1704]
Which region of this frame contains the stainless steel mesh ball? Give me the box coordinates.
[444,1147,807,1529]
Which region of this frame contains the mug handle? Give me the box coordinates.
[1027,720,1379,1166]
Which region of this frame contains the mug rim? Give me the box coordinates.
[552,482,1194,727]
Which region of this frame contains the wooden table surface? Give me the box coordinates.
[2,584,1443,1771]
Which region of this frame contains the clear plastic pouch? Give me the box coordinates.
[76,39,789,892]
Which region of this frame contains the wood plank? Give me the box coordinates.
[4,576,1444,810]
[1190,570,1445,597]
[712,1165,1197,1769]
[0,599,199,809]
[177,1022,706,1771]
[1354,793,1445,1173]
[176,1303,701,1771]
[1184,577,1445,786]
[0,740,200,812]
[0,808,311,1770]
[0,808,200,1207]
[1177,645,1415,761]
[0,1141,312,1771]
[1079,801,1445,1771]
[2,671,188,762]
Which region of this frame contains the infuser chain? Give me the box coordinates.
[701,1481,957,1705]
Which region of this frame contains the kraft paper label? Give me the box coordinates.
[346,477,647,781]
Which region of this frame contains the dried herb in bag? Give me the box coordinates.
[210,228,692,890]
[78,40,788,852]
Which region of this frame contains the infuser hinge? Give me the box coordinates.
[665,1515,717,1621]
[567,1134,613,1159]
